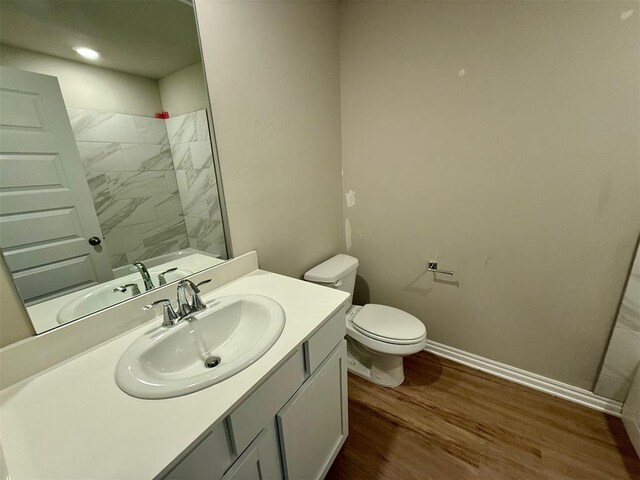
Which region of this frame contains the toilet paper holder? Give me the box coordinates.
[427,261,454,276]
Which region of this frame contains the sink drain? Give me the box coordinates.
[204,355,221,368]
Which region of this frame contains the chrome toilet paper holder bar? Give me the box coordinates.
[427,261,454,276]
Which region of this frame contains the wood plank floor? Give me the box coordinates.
[327,352,640,480]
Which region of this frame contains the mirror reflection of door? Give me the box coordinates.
[0,66,113,304]
[0,0,230,335]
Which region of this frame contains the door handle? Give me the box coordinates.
[88,236,102,246]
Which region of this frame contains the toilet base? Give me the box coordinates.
[346,338,405,387]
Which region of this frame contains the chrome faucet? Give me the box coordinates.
[143,279,211,328]
[112,283,141,296]
[176,279,211,318]
[131,261,154,291]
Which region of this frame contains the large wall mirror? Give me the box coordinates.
[0,0,230,335]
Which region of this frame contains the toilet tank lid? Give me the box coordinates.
[304,254,359,283]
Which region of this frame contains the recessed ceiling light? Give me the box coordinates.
[73,47,100,60]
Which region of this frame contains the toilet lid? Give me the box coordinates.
[353,304,426,342]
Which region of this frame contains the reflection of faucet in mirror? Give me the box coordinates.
[158,267,178,286]
[131,261,154,291]
[112,284,141,296]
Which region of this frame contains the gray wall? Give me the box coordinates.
[339,0,640,389]
[195,0,344,278]
[159,62,209,117]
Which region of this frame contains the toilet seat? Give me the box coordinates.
[352,304,426,345]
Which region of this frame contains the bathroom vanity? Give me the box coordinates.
[165,317,347,480]
[0,254,350,479]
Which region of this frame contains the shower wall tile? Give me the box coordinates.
[171,144,192,171]
[70,107,224,267]
[109,253,129,269]
[166,110,209,146]
[175,167,216,196]
[76,142,125,172]
[166,113,197,145]
[141,216,188,248]
[97,197,156,233]
[153,194,184,220]
[594,375,631,403]
[600,327,640,380]
[133,116,168,145]
[618,254,640,332]
[597,247,640,401]
[165,172,179,193]
[180,193,209,219]
[105,171,169,199]
[189,140,214,169]
[168,109,224,257]
[68,108,138,143]
[121,144,173,171]
[184,216,226,257]
[69,107,188,269]
[86,172,111,212]
[104,224,144,256]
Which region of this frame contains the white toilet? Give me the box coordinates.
[305,254,427,387]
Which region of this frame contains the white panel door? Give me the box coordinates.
[0,66,113,305]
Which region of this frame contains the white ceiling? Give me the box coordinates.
[0,0,202,79]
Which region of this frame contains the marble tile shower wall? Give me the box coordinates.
[166,110,226,257]
[595,248,640,402]
[67,107,189,269]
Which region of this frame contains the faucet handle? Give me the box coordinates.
[191,279,211,311]
[144,299,180,327]
[158,267,178,286]
[176,279,211,315]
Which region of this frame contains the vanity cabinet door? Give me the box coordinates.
[221,432,263,480]
[221,424,282,480]
[164,422,235,480]
[276,340,348,480]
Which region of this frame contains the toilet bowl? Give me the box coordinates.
[305,255,427,387]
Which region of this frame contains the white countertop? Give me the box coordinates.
[0,270,349,479]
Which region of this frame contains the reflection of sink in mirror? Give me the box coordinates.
[116,294,286,399]
[27,253,226,334]
[56,268,192,325]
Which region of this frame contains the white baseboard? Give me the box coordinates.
[424,340,623,417]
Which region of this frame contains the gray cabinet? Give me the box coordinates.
[164,423,236,480]
[277,341,348,480]
[221,428,280,480]
[163,307,348,480]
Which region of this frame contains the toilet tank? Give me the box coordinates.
[304,254,359,308]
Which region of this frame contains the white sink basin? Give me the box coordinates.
[116,294,286,399]
[57,268,192,325]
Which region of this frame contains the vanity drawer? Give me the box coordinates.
[226,346,305,455]
[304,305,346,374]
